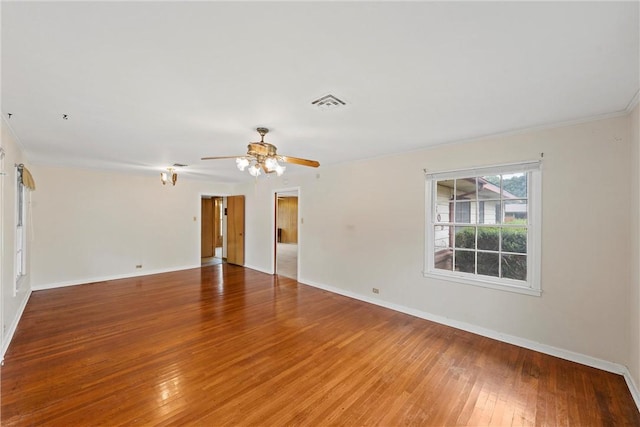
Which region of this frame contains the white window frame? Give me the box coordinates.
[424,161,542,296]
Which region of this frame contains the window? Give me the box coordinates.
[424,161,541,296]
[16,165,29,285]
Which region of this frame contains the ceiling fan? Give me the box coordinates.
[201,128,320,177]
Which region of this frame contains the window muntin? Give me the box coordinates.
[425,162,541,295]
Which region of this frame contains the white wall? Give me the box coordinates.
[29,165,233,289]
[238,114,633,369]
[631,103,640,390]
[1,118,33,357]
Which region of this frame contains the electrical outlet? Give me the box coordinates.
[136,265,142,269]
[372,288,379,294]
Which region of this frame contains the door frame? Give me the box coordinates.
[273,187,301,278]
[199,192,231,263]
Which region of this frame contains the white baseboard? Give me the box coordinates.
[31,264,201,291]
[1,288,32,362]
[243,264,273,275]
[623,367,640,413]
[299,276,640,413]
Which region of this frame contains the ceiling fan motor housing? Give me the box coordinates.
[247,142,278,160]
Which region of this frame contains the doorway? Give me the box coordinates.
[275,190,299,279]
[201,195,245,267]
[201,196,224,266]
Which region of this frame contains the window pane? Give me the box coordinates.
[504,199,528,223]
[434,225,453,271]
[480,175,500,187]
[455,226,475,249]
[454,177,477,200]
[453,177,476,224]
[454,250,474,273]
[495,203,503,224]
[477,227,500,251]
[434,225,450,251]
[502,254,527,280]
[478,175,502,204]
[502,228,527,253]
[502,172,527,198]
[435,200,450,224]
[455,200,471,223]
[436,179,455,191]
[434,250,453,271]
[436,181,454,223]
[478,252,499,277]
[17,184,24,227]
[478,199,499,224]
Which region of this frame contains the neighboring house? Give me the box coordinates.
[433,175,525,271]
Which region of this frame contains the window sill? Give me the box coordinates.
[423,270,541,296]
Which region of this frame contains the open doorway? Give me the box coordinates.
[275,190,299,279]
[201,196,225,266]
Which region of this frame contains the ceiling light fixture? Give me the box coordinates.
[202,127,319,177]
[235,128,286,177]
[160,168,177,186]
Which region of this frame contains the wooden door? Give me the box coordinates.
[201,198,214,258]
[226,195,245,265]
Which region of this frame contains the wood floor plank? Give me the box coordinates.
[1,264,639,426]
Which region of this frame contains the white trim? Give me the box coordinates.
[272,186,301,278]
[623,367,640,412]
[243,264,272,275]
[31,264,200,291]
[424,164,542,295]
[423,271,542,296]
[198,192,232,270]
[1,289,31,362]
[424,160,541,181]
[298,276,638,412]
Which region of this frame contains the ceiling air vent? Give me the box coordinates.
[311,94,346,111]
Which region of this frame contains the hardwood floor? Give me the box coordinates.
[2,264,639,426]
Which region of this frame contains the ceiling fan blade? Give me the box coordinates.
[201,155,244,160]
[279,155,320,168]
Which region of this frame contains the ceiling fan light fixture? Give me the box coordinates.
[202,127,319,178]
[236,157,250,171]
[264,157,278,171]
[248,163,262,177]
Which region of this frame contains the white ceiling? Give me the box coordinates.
[2,1,639,184]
